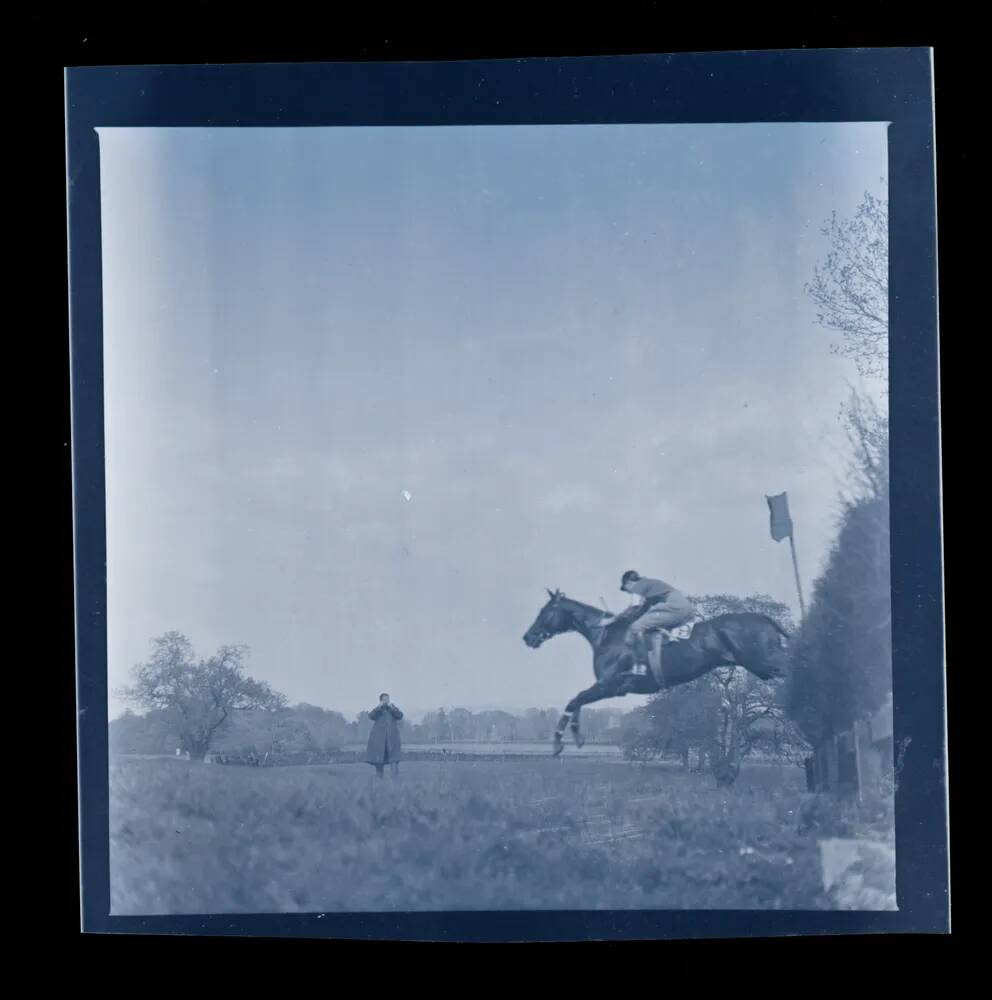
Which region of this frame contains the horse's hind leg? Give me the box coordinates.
[748,660,783,681]
[716,623,784,682]
[743,632,789,681]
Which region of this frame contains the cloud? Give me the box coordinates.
[534,481,603,514]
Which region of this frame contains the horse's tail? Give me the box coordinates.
[756,615,792,677]
[759,614,792,642]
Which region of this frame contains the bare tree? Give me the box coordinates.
[622,595,808,783]
[839,385,889,504]
[707,668,810,786]
[120,632,285,760]
[805,191,888,381]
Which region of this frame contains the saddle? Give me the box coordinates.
[625,619,700,680]
[638,617,699,647]
[661,621,696,643]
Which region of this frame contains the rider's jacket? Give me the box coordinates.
[627,576,682,606]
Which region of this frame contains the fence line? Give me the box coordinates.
[805,695,893,797]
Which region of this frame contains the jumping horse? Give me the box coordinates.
[522,589,790,756]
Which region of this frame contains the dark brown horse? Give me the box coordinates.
[522,589,790,755]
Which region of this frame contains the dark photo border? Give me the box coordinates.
[67,48,946,939]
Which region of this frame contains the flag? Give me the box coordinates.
[766,492,793,542]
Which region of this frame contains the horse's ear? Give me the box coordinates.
[546,588,555,598]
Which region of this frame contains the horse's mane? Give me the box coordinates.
[557,595,610,620]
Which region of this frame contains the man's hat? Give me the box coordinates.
[621,570,640,587]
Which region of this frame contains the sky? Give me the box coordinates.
[97,123,887,721]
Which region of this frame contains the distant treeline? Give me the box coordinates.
[109,703,626,758]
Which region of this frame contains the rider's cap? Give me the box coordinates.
[621,570,640,587]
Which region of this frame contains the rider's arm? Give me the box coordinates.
[602,589,659,627]
[611,599,652,625]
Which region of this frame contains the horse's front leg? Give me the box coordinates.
[552,679,621,756]
[569,707,584,748]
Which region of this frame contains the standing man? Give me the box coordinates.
[367,693,403,778]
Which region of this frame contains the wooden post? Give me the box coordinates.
[826,736,839,790]
[789,534,806,621]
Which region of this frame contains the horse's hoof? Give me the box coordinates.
[573,734,586,748]
[552,739,564,757]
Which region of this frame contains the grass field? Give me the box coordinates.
[109,755,839,913]
[351,741,624,756]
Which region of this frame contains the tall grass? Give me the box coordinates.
[110,757,832,913]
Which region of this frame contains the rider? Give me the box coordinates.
[603,571,695,678]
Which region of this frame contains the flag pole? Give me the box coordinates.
[789,533,806,621]
[767,492,805,623]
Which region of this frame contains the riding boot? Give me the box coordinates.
[649,632,664,681]
[632,634,648,674]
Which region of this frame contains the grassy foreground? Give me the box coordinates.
[110,756,834,913]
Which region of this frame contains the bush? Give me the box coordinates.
[785,389,891,745]
[784,484,891,745]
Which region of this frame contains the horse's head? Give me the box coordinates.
[523,588,570,648]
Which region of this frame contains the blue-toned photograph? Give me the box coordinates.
[93,119,900,914]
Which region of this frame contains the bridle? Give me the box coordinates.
[532,598,569,644]
[535,598,611,645]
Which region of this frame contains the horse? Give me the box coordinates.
[522,589,790,756]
